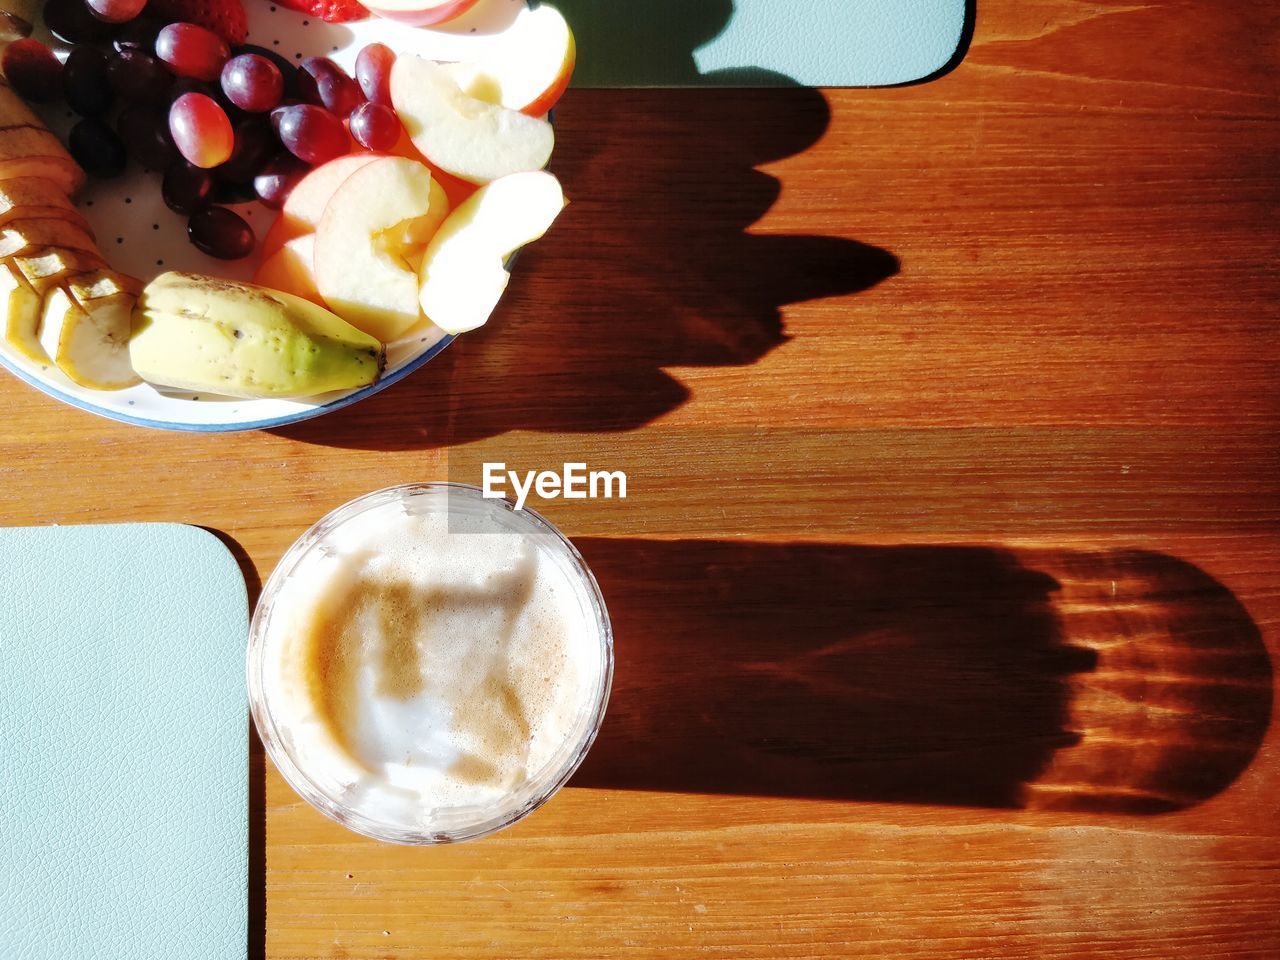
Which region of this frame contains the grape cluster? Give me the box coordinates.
[1,0,404,259]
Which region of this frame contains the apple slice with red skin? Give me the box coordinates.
[260,153,382,260]
[390,56,553,185]
[442,4,576,116]
[314,155,450,342]
[418,170,565,335]
[253,234,323,306]
[362,0,481,27]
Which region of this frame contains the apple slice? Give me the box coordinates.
[441,5,576,116]
[418,170,565,335]
[362,0,481,27]
[388,127,479,208]
[390,56,553,186]
[314,156,448,342]
[254,234,322,306]
[260,153,381,260]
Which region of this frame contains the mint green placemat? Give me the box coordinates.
[0,523,248,960]
[557,0,969,87]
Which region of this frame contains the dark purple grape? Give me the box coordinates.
[68,117,127,177]
[298,57,362,118]
[253,152,307,209]
[1,39,62,103]
[168,76,217,103]
[348,101,400,152]
[44,0,116,44]
[216,116,275,183]
[270,103,349,166]
[63,46,113,117]
[112,14,161,53]
[220,54,282,113]
[162,160,214,215]
[354,42,394,106]
[117,103,177,169]
[188,205,254,259]
[212,179,257,204]
[107,49,171,105]
[231,43,301,100]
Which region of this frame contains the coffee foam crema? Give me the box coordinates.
[259,497,605,831]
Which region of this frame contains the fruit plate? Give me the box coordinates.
[0,0,537,431]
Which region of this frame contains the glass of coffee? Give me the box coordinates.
[247,483,613,844]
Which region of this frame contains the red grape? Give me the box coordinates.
[349,101,400,152]
[86,0,147,25]
[169,91,234,168]
[354,43,394,106]
[231,44,300,100]
[69,117,127,177]
[253,153,307,209]
[298,57,362,118]
[117,103,178,169]
[64,46,114,117]
[155,22,228,82]
[162,160,213,214]
[2,39,62,103]
[271,103,349,166]
[45,0,116,44]
[188,206,254,260]
[220,53,282,113]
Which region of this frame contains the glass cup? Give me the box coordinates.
[247,483,613,844]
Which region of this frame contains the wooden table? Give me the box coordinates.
[5,0,1279,956]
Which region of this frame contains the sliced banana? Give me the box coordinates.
[0,218,98,259]
[11,246,108,295]
[0,81,85,194]
[0,260,42,362]
[38,270,142,390]
[0,177,94,237]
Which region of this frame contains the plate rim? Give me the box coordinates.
[0,331,456,433]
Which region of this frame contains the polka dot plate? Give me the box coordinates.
[0,0,535,431]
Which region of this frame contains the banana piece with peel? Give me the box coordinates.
[39,270,143,390]
[130,272,386,399]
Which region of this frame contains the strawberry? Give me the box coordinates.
[145,0,249,44]
[274,0,370,24]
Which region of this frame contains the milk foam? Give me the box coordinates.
[260,496,604,828]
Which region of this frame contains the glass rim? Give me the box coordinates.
[246,482,614,845]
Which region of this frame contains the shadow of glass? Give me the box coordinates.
[275,8,898,451]
[570,540,1270,814]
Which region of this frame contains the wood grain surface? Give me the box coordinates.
[4,0,1280,957]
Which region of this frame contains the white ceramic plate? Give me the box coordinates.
[0,0,535,431]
